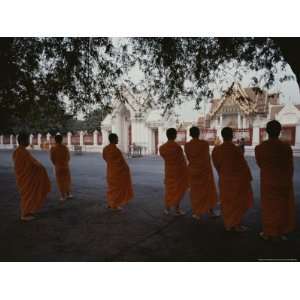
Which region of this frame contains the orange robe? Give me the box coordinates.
[13,146,51,216]
[255,139,295,237]
[184,139,217,215]
[159,140,188,208]
[212,141,253,228]
[50,144,71,195]
[102,144,133,208]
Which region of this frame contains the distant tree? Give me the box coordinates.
[129,37,300,109]
[1,37,300,134]
[83,107,112,133]
[0,37,126,133]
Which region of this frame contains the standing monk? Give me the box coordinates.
[255,120,295,241]
[50,134,72,201]
[102,133,133,210]
[184,127,218,220]
[212,127,253,232]
[13,133,51,221]
[159,128,188,215]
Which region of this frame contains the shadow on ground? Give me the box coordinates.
[0,150,299,261]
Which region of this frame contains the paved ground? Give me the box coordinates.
[0,149,300,261]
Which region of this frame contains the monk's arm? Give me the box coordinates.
[67,148,70,162]
[254,146,261,168]
[287,145,294,176]
[184,145,191,162]
[211,148,220,173]
[50,148,56,165]
[102,150,107,162]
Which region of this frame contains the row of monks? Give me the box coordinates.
[12,120,295,241]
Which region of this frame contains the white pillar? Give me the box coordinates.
[93,130,98,146]
[79,131,84,146]
[237,114,241,129]
[29,134,33,145]
[38,133,42,147]
[295,124,300,148]
[242,116,247,129]
[67,132,72,147]
[0,135,3,145]
[158,126,165,147]
[46,133,51,142]
[10,134,13,146]
[252,126,260,146]
[102,129,109,146]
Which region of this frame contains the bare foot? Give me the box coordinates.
[233,225,248,232]
[21,215,35,221]
[192,214,201,220]
[259,232,270,240]
[175,209,185,216]
[164,209,170,215]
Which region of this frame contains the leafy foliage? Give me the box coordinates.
[0,37,299,133]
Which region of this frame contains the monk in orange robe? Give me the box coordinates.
[212,127,253,232]
[50,134,72,201]
[13,133,51,221]
[103,133,133,210]
[159,128,188,215]
[255,120,295,241]
[184,126,218,220]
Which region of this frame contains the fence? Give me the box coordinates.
[0,131,103,152]
[259,126,296,146]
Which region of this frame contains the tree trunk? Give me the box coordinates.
[272,38,300,91]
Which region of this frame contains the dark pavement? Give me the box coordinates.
[0,149,300,261]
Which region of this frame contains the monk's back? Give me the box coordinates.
[213,142,250,180]
[185,139,210,168]
[255,139,293,187]
[160,141,185,165]
[50,144,69,167]
[103,144,124,164]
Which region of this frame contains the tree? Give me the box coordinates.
[83,108,112,133]
[0,37,125,133]
[1,37,300,134]
[129,37,300,109]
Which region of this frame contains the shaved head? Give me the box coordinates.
[189,126,200,138]
[109,133,118,144]
[166,128,177,140]
[17,133,30,147]
[221,127,233,141]
[266,120,282,138]
[55,134,63,144]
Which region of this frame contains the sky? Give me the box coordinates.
[126,59,300,119]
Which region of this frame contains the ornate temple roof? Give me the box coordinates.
[208,82,280,119]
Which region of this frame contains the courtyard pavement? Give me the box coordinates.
[0,149,300,261]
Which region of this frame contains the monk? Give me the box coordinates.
[184,126,218,220]
[102,133,133,210]
[255,120,295,241]
[13,133,51,221]
[50,134,72,201]
[159,128,188,215]
[212,127,253,232]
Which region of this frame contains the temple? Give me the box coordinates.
[101,82,300,154]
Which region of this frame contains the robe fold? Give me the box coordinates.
[212,141,253,228]
[50,144,71,195]
[159,140,188,208]
[13,146,51,216]
[184,139,217,215]
[255,139,295,237]
[103,144,133,208]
